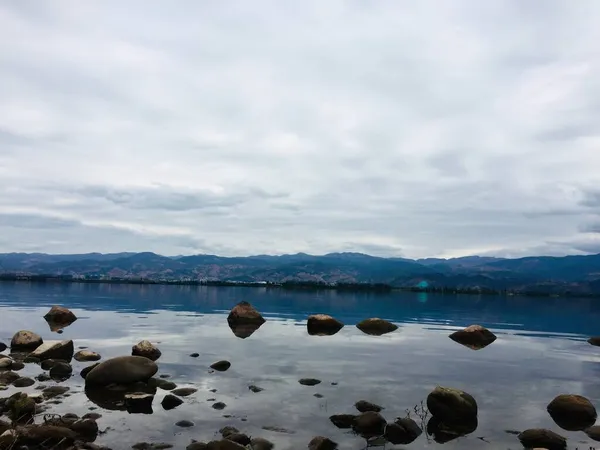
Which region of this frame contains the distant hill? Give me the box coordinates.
[2,251,600,295]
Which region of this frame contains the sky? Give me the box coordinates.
[1,1,600,259]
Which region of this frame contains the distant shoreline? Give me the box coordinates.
[0,274,595,298]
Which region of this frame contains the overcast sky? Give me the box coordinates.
[1,1,600,259]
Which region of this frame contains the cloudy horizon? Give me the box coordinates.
[1,1,600,259]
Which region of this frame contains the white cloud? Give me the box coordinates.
[1,0,599,258]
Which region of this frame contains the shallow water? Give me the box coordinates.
[1,282,600,449]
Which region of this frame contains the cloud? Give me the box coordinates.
[0,1,599,258]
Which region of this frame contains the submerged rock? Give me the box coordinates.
[352,411,387,438]
[355,400,383,413]
[356,318,398,336]
[547,394,597,431]
[150,378,177,391]
[212,402,227,410]
[518,429,567,450]
[190,353,200,358]
[41,358,69,370]
[308,436,338,450]
[161,394,183,410]
[225,433,251,446]
[132,340,162,361]
[426,416,478,444]
[210,360,231,372]
[449,325,497,350]
[50,362,73,380]
[172,387,198,397]
[75,350,102,362]
[249,385,264,393]
[13,377,35,388]
[11,331,43,350]
[427,386,478,422]
[299,378,321,386]
[176,420,195,428]
[307,314,344,336]
[30,340,74,362]
[42,386,70,399]
[85,356,158,387]
[384,418,422,445]
[250,437,274,450]
[329,414,356,429]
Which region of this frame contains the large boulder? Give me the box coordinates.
[356,318,398,336]
[307,315,344,336]
[352,411,387,438]
[518,429,567,450]
[85,356,158,387]
[547,394,597,431]
[449,325,497,350]
[11,331,43,350]
[427,386,477,423]
[227,302,265,326]
[384,418,422,445]
[29,340,74,362]
[44,306,77,331]
[132,341,162,361]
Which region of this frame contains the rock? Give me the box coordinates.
[41,358,69,370]
[308,436,338,450]
[356,318,398,335]
[586,425,600,441]
[219,426,239,437]
[4,424,78,447]
[307,314,344,336]
[190,353,200,358]
[7,392,36,423]
[261,425,295,434]
[547,394,597,430]
[205,440,246,450]
[70,419,99,442]
[187,443,208,450]
[518,429,567,450]
[11,361,25,371]
[30,340,74,362]
[125,392,154,414]
[299,378,321,386]
[75,350,102,362]
[251,438,274,450]
[213,402,227,410]
[449,325,497,350]
[427,386,478,422]
[13,377,35,388]
[314,393,324,398]
[588,336,600,346]
[355,400,383,413]
[80,363,101,379]
[225,433,251,446]
[426,416,478,444]
[50,362,73,380]
[249,385,264,393]
[150,378,177,391]
[176,420,195,428]
[11,331,43,350]
[85,382,156,411]
[0,356,12,369]
[132,340,162,361]
[132,443,174,450]
[352,411,387,438]
[0,342,7,352]
[43,386,70,399]
[329,414,356,429]
[384,418,422,445]
[85,356,158,387]
[0,371,20,385]
[210,360,231,372]
[83,412,102,420]
[36,373,51,382]
[172,387,197,397]
[227,302,265,338]
[44,305,77,327]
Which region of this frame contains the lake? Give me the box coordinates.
[1,282,600,450]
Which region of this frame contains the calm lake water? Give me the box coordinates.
[1,282,600,450]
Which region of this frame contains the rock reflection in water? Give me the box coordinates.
[426,416,478,443]
[85,382,157,412]
[228,323,263,339]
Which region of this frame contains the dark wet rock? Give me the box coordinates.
[13,377,35,388]
[227,302,265,338]
[176,420,195,427]
[308,436,338,450]
[11,361,25,371]
[449,324,497,350]
[190,353,200,358]
[225,433,251,446]
[249,385,264,393]
[69,419,99,442]
[83,412,103,420]
[547,394,597,431]
[187,443,208,450]
[159,374,171,378]
[588,336,600,346]
[50,362,73,379]
[81,363,101,379]
[329,414,356,429]
[219,426,239,437]
[0,424,78,448]
[0,342,6,352]
[314,393,324,398]
[36,373,52,382]
[205,440,246,450]
[426,416,478,444]
[385,418,422,445]
[355,400,383,413]
[356,318,398,336]
[210,360,231,372]
[299,378,321,386]
[0,370,20,385]
[75,350,102,362]
[6,392,37,423]
[30,340,74,362]
[518,428,567,450]
[213,401,227,410]
[307,314,344,336]
[161,394,183,411]
[41,358,69,370]
[11,331,43,350]
[586,425,600,441]
[125,392,154,414]
[251,438,274,450]
[427,386,478,422]
[43,386,70,399]
[261,425,295,434]
[85,356,158,387]
[132,340,162,361]
[172,387,197,397]
[44,305,78,331]
[352,411,387,438]
[209,388,218,393]
[23,355,40,364]
[150,378,177,391]
[132,443,174,450]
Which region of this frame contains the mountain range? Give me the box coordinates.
[2,251,600,295]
